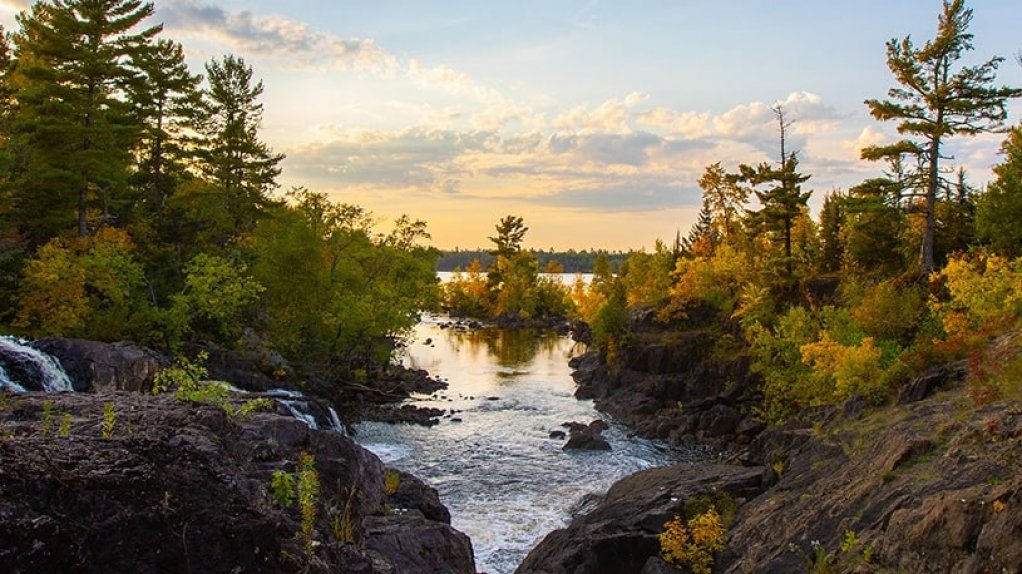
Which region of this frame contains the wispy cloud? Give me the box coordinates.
[160,0,398,73]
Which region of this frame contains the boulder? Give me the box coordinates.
[563,420,612,451]
[516,463,768,574]
[386,469,451,524]
[365,513,476,574]
[32,338,167,392]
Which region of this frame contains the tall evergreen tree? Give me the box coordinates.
[488,215,528,257]
[195,54,283,239]
[10,0,160,241]
[843,177,908,277]
[976,123,1022,257]
[129,38,202,213]
[681,199,718,257]
[741,106,811,281]
[862,0,1021,273]
[818,191,846,273]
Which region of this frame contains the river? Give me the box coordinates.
[355,315,683,573]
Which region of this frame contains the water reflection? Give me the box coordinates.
[440,326,567,369]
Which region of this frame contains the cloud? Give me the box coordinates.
[160,0,398,73]
[0,0,30,11]
[551,92,648,135]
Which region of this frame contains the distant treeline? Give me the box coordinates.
[437,249,632,273]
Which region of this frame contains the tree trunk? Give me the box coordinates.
[921,133,941,274]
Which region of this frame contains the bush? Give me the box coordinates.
[659,507,726,574]
[800,334,886,401]
[851,279,925,343]
[932,252,1022,336]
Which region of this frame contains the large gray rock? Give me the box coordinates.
[32,338,167,392]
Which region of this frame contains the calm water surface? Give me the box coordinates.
[355,315,683,573]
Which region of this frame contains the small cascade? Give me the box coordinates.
[0,336,73,393]
[328,407,347,436]
[279,399,319,429]
[266,388,346,435]
[0,364,27,393]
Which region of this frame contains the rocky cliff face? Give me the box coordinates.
[0,392,476,574]
[572,306,764,450]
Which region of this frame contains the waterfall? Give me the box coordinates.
[0,336,73,393]
[268,388,346,434]
[278,399,319,430]
[0,364,27,393]
[328,406,347,436]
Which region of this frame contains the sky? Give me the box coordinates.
[2,1,1022,251]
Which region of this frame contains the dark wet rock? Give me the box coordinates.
[357,404,444,426]
[31,338,168,392]
[562,420,612,451]
[365,512,475,573]
[385,469,451,524]
[0,393,472,574]
[516,464,768,574]
[640,556,683,573]
[570,305,763,450]
[549,430,567,440]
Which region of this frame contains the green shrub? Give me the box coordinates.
[270,469,296,507]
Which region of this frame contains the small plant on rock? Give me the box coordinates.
[297,452,320,558]
[270,469,296,507]
[331,486,358,545]
[101,401,116,439]
[383,468,401,496]
[39,399,55,436]
[58,413,73,438]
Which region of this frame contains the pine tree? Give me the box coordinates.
[128,38,202,213]
[862,0,1021,273]
[976,124,1022,256]
[681,200,718,257]
[10,0,161,241]
[741,106,811,281]
[818,191,846,273]
[195,55,283,240]
[843,177,908,277]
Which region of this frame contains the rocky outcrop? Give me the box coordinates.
[0,392,474,574]
[716,393,1022,574]
[31,338,167,392]
[516,464,771,574]
[561,420,611,451]
[571,305,763,450]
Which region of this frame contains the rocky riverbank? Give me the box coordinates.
[570,304,764,452]
[518,378,1022,573]
[521,311,1022,573]
[1,334,478,572]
